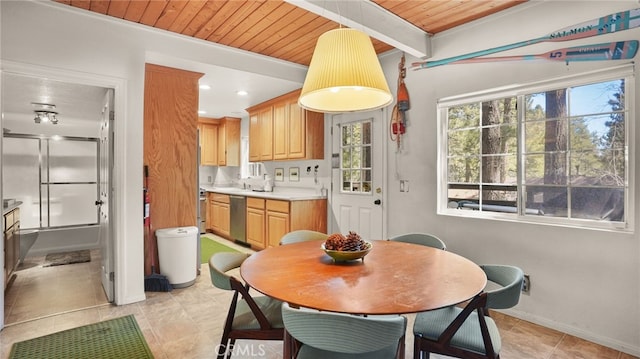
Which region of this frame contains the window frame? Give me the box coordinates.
[437,64,635,232]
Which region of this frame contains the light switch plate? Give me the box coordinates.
[400,180,409,192]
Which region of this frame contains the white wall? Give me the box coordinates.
[380,1,639,355]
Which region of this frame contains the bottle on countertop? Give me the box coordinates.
[264,175,274,192]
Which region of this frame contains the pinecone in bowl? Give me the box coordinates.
[324,231,366,251]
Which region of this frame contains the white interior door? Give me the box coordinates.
[329,110,385,240]
[99,89,114,302]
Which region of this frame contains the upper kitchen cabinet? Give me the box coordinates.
[249,107,273,162]
[217,117,241,166]
[198,121,218,166]
[198,117,240,166]
[247,89,324,161]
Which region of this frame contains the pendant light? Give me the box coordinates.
[298,28,392,113]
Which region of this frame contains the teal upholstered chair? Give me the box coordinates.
[209,252,284,359]
[389,233,447,250]
[279,230,328,245]
[281,302,407,359]
[413,264,524,359]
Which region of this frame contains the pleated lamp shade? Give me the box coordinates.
[298,28,393,113]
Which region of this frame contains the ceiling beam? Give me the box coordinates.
[285,0,431,59]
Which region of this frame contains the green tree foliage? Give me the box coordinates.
[602,79,625,185]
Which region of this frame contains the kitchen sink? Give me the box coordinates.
[213,187,244,192]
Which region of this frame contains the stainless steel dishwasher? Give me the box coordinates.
[229,195,247,245]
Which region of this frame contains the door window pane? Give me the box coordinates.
[340,119,373,194]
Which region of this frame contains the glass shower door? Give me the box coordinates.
[42,138,99,227]
[3,135,99,230]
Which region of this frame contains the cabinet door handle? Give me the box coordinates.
[374,199,381,205]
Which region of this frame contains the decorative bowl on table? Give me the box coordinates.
[321,231,372,262]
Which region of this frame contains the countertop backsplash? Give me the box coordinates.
[200,160,329,195]
[198,165,217,186]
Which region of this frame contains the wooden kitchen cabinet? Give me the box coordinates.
[199,122,218,166]
[199,117,240,166]
[4,207,20,289]
[247,89,324,161]
[217,117,241,166]
[246,197,266,249]
[209,193,230,238]
[266,200,290,248]
[248,107,273,162]
[264,199,327,248]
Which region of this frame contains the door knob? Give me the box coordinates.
[95,200,104,206]
[374,199,381,205]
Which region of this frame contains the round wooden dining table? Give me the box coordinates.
[240,239,487,315]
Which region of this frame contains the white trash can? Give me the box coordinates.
[156,226,198,288]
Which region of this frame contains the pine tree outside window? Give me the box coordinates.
[439,66,634,231]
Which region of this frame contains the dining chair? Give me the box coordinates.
[413,264,524,359]
[209,252,284,359]
[389,232,447,250]
[279,230,328,245]
[281,302,407,359]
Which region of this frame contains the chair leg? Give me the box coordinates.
[284,330,292,359]
[397,334,405,359]
[217,338,228,359]
[413,335,430,359]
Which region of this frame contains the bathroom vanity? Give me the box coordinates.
[3,201,22,290]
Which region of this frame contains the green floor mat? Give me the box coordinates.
[201,236,240,264]
[9,314,153,359]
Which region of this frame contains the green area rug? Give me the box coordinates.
[9,314,153,359]
[201,236,240,264]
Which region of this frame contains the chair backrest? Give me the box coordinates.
[480,264,524,310]
[209,251,250,290]
[389,232,447,250]
[279,230,328,245]
[210,252,278,331]
[281,302,406,355]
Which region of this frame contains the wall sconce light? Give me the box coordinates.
[298,28,392,114]
[32,103,59,125]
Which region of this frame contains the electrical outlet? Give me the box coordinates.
[522,274,531,294]
[207,175,212,183]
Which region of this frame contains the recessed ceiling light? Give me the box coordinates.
[236,90,248,96]
[199,84,211,90]
[198,110,206,115]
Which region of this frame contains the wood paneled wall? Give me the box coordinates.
[144,63,203,275]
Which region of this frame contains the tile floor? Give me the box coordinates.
[1,234,637,359]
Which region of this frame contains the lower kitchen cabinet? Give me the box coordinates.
[263,199,327,248]
[211,193,327,250]
[246,197,266,249]
[266,200,290,248]
[209,193,230,238]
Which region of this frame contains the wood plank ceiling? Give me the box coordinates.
[56,0,526,66]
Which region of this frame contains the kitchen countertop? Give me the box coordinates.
[3,201,23,215]
[200,185,326,201]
